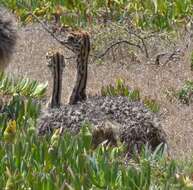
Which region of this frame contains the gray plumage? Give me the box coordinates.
[0,8,17,71]
[38,96,167,154]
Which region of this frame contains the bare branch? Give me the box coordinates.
[163,49,182,65]
[95,40,143,60]
[16,2,75,56]
[123,27,149,58]
[154,53,167,65]
[154,48,183,66]
[143,30,161,39]
[27,13,73,51]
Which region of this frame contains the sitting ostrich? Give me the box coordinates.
[0,8,17,71]
[38,31,166,154]
[0,8,17,110]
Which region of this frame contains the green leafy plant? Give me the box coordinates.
[0,72,44,138]
[0,75,192,189]
[143,97,160,113]
[1,0,193,30]
[0,72,47,99]
[101,79,161,112]
[101,79,140,101]
[177,80,193,105]
[0,120,192,189]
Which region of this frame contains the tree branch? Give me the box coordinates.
[154,48,183,66]
[123,27,149,58]
[95,40,142,60]
[16,1,73,51]
[27,13,73,51]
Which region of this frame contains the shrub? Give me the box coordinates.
[101,79,161,112]
[101,78,140,101]
[143,97,160,113]
[0,74,192,189]
[0,72,47,99]
[177,80,193,105]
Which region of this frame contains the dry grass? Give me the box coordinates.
[6,23,193,159]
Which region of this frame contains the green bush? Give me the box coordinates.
[0,72,47,99]
[177,80,193,105]
[101,79,140,101]
[1,122,193,189]
[0,74,193,189]
[143,97,160,113]
[101,79,161,112]
[1,0,193,30]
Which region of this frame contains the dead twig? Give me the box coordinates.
[95,40,142,60]
[163,49,182,65]
[113,23,150,58]
[154,48,183,66]
[155,53,167,65]
[27,13,73,52]
[17,2,70,49]
[126,29,149,58]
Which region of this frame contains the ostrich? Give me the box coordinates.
[0,8,17,111]
[0,8,17,71]
[45,49,65,108]
[38,31,166,154]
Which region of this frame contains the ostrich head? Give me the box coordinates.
[65,31,90,54]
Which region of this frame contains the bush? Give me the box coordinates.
[177,80,193,105]
[101,79,161,112]
[2,0,193,30]
[143,97,160,113]
[0,74,193,189]
[101,79,140,101]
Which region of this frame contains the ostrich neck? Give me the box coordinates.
[49,53,64,108]
[69,37,90,105]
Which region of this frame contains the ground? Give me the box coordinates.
[6,22,193,159]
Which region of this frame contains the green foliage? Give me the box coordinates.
[165,81,193,105]
[177,80,193,104]
[0,72,44,138]
[143,97,160,113]
[1,0,193,30]
[2,95,40,124]
[0,119,193,189]
[0,72,47,99]
[101,79,160,112]
[101,79,140,101]
[0,75,193,189]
